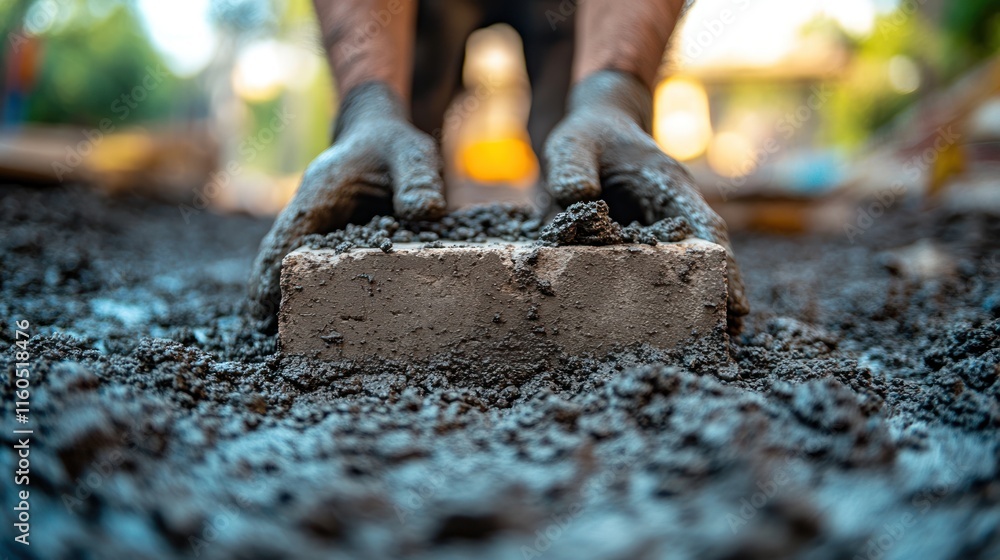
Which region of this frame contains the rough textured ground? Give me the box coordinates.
[1,184,998,560]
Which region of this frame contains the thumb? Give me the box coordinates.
[247,153,354,331]
[544,121,602,207]
[387,131,447,221]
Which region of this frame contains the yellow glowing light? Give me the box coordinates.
[232,40,293,103]
[460,137,537,184]
[463,25,524,86]
[707,131,757,178]
[480,45,512,74]
[452,24,536,186]
[653,76,712,161]
[87,132,155,172]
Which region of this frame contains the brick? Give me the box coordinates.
[278,240,729,364]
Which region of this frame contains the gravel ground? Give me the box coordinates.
[0,183,998,560]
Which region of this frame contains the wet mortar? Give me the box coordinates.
[297,199,692,254]
[1,184,998,559]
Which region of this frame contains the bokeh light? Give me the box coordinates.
[653,76,713,161]
[460,137,536,184]
[232,39,320,102]
[136,0,216,77]
[2,0,997,213]
[887,55,921,94]
[707,130,757,178]
[455,25,537,187]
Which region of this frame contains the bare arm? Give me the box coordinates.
[573,0,686,89]
[313,0,417,102]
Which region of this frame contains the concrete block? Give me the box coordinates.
[279,240,729,364]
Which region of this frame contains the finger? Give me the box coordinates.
[698,215,750,334]
[387,132,447,221]
[614,153,751,332]
[247,228,290,332]
[609,151,716,237]
[544,122,602,207]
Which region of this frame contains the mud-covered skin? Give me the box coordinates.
[545,70,749,333]
[2,185,999,560]
[248,82,446,331]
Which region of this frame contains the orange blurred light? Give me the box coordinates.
[452,24,536,187]
[459,137,537,184]
[88,132,156,173]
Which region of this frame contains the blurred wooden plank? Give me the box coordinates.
[0,124,217,198]
[0,126,95,184]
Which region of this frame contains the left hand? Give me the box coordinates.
[544,70,749,333]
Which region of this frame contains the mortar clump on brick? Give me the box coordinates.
[539,201,693,247]
[298,201,693,254]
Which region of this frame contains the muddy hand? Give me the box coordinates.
[544,70,749,333]
[248,82,447,331]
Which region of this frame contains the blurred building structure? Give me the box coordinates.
[0,0,998,226]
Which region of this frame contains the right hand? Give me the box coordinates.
[544,71,749,334]
[248,82,447,331]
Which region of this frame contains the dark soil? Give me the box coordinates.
[1,184,998,560]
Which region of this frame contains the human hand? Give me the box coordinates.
[248,82,446,331]
[544,70,749,333]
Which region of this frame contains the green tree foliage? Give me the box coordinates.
[4,0,180,126]
[825,1,999,149]
[943,0,1000,63]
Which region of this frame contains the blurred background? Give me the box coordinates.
[1,0,999,230]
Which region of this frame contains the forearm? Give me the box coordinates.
[573,0,686,90]
[313,0,417,102]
